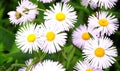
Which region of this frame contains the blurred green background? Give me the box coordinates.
[0,0,120,71]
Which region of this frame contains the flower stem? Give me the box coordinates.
[6,64,26,71]
[40,52,47,61]
[36,8,46,12]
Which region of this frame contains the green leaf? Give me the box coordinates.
[0,26,15,50]
[0,8,4,21]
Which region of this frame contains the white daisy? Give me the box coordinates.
[72,25,97,49]
[81,0,118,9]
[97,0,118,9]
[8,0,38,25]
[83,37,118,69]
[88,11,118,36]
[35,60,65,71]
[39,22,67,54]
[17,0,38,23]
[18,59,36,71]
[8,10,24,24]
[15,23,41,53]
[74,60,103,71]
[44,3,77,31]
[38,0,53,3]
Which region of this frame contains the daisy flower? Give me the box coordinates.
[35,60,65,71]
[97,0,118,9]
[17,0,38,23]
[81,0,118,9]
[8,0,38,25]
[15,23,41,53]
[18,59,36,71]
[44,3,77,31]
[39,22,67,54]
[72,25,97,48]
[8,10,24,24]
[38,0,53,3]
[88,11,118,36]
[61,0,70,3]
[74,60,103,71]
[83,37,118,69]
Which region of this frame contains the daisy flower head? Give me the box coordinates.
[8,0,38,25]
[44,3,77,31]
[18,59,36,71]
[35,60,65,71]
[38,0,53,3]
[83,37,118,69]
[8,10,25,25]
[74,60,103,71]
[15,23,41,53]
[39,22,67,54]
[72,24,97,49]
[81,0,118,9]
[17,0,38,23]
[97,0,118,9]
[88,11,118,36]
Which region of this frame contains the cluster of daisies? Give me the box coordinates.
[7,0,119,71]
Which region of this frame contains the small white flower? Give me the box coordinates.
[18,59,36,71]
[38,0,53,3]
[81,0,118,9]
[72,25,97,48]
[39,22,67,54]
[17,0,38,23]
[74,60,103,71]
[35,60,65,71]
[97,0,118,9]
[44,3,77,31]
[88,11,118,36]
[15,23,41,53]
[83,37,118,69]
[8,10,24,24]
[8,0,38,25]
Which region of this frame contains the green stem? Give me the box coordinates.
[26,8,46,12]
[26,58,38,71]
[6,64,26,71]
[40,53,47,61]
[26,52,47,71]
[36,8,46,12]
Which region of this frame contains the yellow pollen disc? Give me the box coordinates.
[46,31,55,41]
[86,68,94,71]
[94,48,105,57]
[82,32,90,40]
[98,19,109,26]
[27,34,36,42]
[56,12,66,21]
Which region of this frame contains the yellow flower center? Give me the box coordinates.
[86,68,94,71]
[27,34,36,42]
[98,19,109,26]
[46,31,55,41]
[56,12,66,21]
[82,32,90,40]
[94,48,105,57]
[15,12,22,19]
